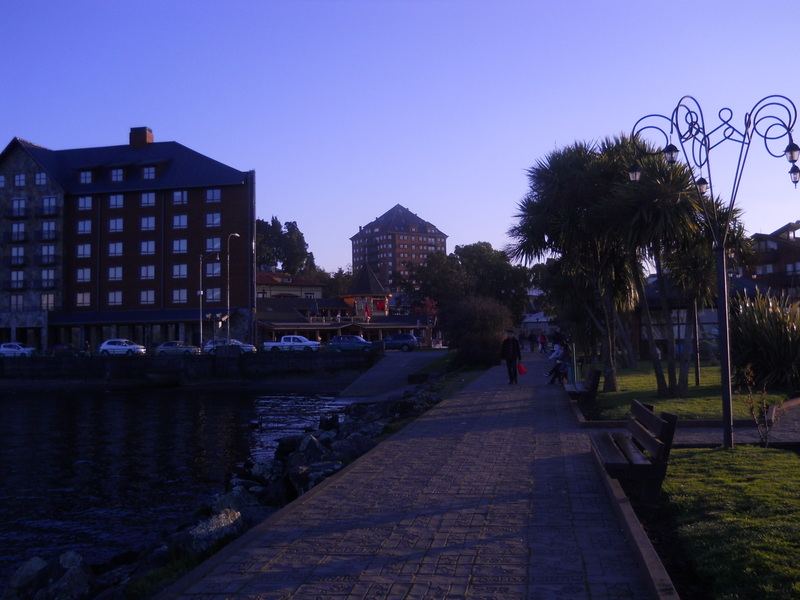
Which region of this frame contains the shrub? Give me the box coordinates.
[440,296,512,367]
[730,291,800,391]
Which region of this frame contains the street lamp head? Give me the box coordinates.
[790,164,800,187]
[785,141,800,163]
[230,232,241,239]
[696,177,709,195]
[628,162,642,182]
[663,144,680,164]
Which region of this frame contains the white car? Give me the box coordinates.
[0,342,36,357]
[98,339,147,356]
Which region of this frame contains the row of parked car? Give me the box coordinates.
[0,333,421,358]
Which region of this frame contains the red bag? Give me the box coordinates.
[518,362,527,375]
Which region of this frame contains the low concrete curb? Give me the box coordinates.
[590,450,680,600]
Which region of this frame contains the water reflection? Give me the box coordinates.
[0,386,344,587]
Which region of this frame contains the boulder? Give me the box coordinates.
[213,486,259,513]
[183,509,244,555]
[331,433,378,462]
[286,461,343,495]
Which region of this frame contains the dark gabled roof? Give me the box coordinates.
[350,204,447,241]
[346,265,387,296]
[2,136,250,194]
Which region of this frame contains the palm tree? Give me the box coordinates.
[509,138,638,391]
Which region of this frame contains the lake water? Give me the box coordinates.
[0,386,346,587]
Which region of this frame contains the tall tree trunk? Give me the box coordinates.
[655,252,677,395]
[635,271,669,396]
[677,297,697,398]
[615,310,636,369]
[599,290,618,392]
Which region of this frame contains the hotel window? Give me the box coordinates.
[41,293,55,311]
[11,271,24,289]
[109,194,123,209]
[172,263,187,278]
[41,245,55,264]
[108,267,122,281]
[140,265,155,280]
[140,290,155,305]
[206,261,221,278]
[206,287,221,302]
[78,220,92,235]
[108,242,122,257]
[109,218,123,233]
[173,190,187,205]
[172,289,188,304]
[108,291,122,306]
[142,166,155,180]
[41,269,54,288]
[141,192,155,206]
[41,196,57,216]
[79,171,91,184]
[110,168,123,182]
[0,175,5,187]
[14,173,25,187]
[172,239,188,254]
[41,221,56,240]
[77,268,91,283]
[141,216,155,231]
[206,212,221,228]
[76,292,91,307]
[11,247,24,266]
[206,189,221,203]
[206,237,221,252]
[173,214,188,229]
[78,196,92,210]
[11,198,26,217]
[35,172,47,185]
[11,223,25,242]
[140,240,155,255]
[10,294,23,311]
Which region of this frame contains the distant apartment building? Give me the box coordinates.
[749,221,800,299]
[350,204,447,292]
[0,127,256,350]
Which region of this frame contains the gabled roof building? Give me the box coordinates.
[350,204,447,292]
[0,127,256,351]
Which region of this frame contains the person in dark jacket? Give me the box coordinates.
[501,330,522,384]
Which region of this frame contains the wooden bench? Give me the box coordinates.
[590,400,678,502]
[564,367,601,403]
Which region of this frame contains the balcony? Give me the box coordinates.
[6,208,29,219]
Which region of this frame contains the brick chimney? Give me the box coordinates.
[129,127,153,148]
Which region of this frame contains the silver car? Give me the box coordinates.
[98,339,147,356]
[0,342,36,357]
[155,341,201,356]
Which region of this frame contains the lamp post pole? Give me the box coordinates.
[631,95,799,449]
[199,251,220,350]
[227,232,240,341]
[199,253,205,349]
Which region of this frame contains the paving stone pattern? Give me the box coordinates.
[160,353,654,599]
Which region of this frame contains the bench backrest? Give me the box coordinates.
[626,400,678,463]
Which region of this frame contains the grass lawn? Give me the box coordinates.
[588,363,787,421]
[600,364,800,598]
[643,447,800,600]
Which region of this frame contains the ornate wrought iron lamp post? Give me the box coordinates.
[630,95,799,449]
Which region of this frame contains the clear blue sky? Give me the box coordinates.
[2,0,798,272]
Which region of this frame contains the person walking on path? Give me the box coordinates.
[501,329,522,384]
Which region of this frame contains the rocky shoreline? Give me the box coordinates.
[2,372,445,600]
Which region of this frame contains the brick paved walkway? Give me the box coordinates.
[159,352,658,599]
